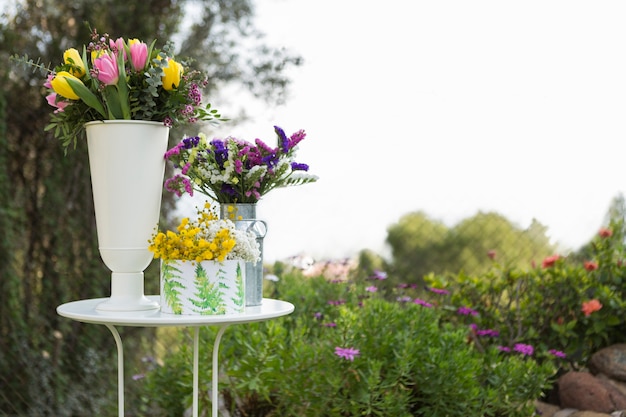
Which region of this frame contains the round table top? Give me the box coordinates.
[57,296,295,327]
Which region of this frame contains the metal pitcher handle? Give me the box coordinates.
[246,220,268,239]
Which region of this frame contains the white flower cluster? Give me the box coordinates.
[206,219,260,263]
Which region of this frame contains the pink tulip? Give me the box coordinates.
[109,37,127,61]
[94,53,119,86]
[45,93,70,113]
[43,73,54,89]
[129,41,148,71]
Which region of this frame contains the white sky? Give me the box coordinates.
[190,0,626,263]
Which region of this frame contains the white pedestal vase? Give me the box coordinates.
[219,204,267,306]
[85,120,169,312]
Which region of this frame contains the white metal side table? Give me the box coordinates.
[57,296,294,417]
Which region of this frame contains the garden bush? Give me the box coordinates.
[425,219,626,370]
[141,271,557,416]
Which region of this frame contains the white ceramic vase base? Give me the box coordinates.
[96,273,160,311]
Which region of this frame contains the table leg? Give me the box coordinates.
[192,325,229,417]
[212,325,229,417]
[105,324,124,417]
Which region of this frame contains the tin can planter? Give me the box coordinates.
[160,259,245,315]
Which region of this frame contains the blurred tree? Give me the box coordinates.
[385,211,449,285]
[0,0,300,414]
[386,211,555,287]
[574,193,626,262]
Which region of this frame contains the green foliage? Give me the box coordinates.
[386,211,555,287]
[142,271,557,416]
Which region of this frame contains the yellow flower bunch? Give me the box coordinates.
[149,203,237,262]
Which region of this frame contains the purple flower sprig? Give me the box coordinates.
[163,126,318,204]
[334,346,360,361]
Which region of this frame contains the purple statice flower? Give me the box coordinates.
[497,346,511,352]
[132,373,145,381]
[413,298,433,308]
[289,129,306,148]
[397,296,412,303]
[365,286,377,293]
[234,159,243,174]
[428,287,450,295]
[397,283,409,289]
[290,162,309,171]
[328,300,346,306]
[164,142,184,159]
[164,175,193,197]
[323,322,337,328]
[182,135,201,149]
[513,343,534,356]
[457,306,479,316]
[548,349,567,358]
[371,270,388,280]
[274,125,290,152]
[334,346,360,361]
[254,138,275,155]
[313,312,323,320]
[210,139,228,167]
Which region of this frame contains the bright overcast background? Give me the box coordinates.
[184,0,626,263]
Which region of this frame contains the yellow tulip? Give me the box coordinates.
[50,71,81,100]
[63,48,86,77]
[161,59,183,91]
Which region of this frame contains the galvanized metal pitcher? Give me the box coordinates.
[219,203,267,306]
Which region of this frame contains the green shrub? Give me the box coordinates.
[424,219,626,369]
[142,272,556,416]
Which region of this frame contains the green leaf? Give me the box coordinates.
[65,77,107,117]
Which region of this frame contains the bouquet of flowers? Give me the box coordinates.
[12,27,224,150]
[163,125,318,203]
[148,202,260,263]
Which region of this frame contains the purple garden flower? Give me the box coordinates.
[334,346,360,361]
[365,286,378,293]
[428,287,450,295]
[413,298,433,308]
[457,306,479,316]
[549,349,567,358]
[513,343,534,356]
[370,270,388,280]
[476,329,499,337]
